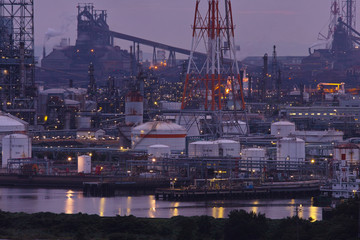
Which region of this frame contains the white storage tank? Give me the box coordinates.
[276,137,305,170]
[159,101,182,110]
[0,112,28,143]
[176,115,200,137]
[271,121,295,138]
[241,148,267,172]
[241,148,266,160]
[77,155,92,174]
[76,116,91,129]
[125,91,143,125]
[2,134,31,168]
[292,130,344,143]
[132,121,186,152]
[188,141,219,157]
[223,121,248,135]
[215,139,240,157]
[148,144,171,158]
[334,143,360,165]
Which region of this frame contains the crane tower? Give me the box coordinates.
[180,0,248,137]
[181,0,245,112]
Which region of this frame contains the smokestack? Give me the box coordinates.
[262,53,268,101]
[20,42,25,98]
[240,70,244,100]
[248,74,252,99]
[42,45,46,59]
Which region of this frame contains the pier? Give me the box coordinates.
[155,180,321,201]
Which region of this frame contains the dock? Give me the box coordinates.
[155,180,321,200]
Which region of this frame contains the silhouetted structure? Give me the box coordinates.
[0,0,37,124]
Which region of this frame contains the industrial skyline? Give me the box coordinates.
[35,0,334,60]
[1,1,360,233]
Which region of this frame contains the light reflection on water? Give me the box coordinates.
[65,190,74,214]
[0,188,322,220]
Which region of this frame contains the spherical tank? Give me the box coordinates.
[2,134,31,168]
[271,121,295,138]
[132,121,186,152]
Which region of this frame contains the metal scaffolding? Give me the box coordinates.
[0,0,36,124]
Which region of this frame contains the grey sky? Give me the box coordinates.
[35,0,338,59]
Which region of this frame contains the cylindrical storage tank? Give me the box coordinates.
[176,115,200,137]
[276,137,305,170]
[76,116,91,129]
[77,155,92,174]
[223,121,248,135]
[334,143,360,165]
[125,91,143,125]
[241,148,266,160]
[132,121,186,152]
[188,141,219,157]
[0,113,28,143]
[214,139,240,157]
[271,121,295,138]
[148,144,171,158]
[2,134,31,168]
[241,148,266,172]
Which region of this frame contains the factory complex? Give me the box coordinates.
[1,0,360,201]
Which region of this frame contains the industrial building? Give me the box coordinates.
[40,4,131,85]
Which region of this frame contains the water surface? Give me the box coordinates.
[0,188,322,220]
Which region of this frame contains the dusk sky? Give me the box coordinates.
[35,0,340,60]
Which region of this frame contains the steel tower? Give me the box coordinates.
[181,0,245,112]
[0,0,36,124]
[343,0,356,33]
[179,0,248,137]
[318,0,341,46]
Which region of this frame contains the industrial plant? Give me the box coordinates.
[1,0,360,203]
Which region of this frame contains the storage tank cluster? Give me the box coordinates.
[188,139,240,157]
[131,121,186,152]
[2,134,32,168]
[276,137,305,170]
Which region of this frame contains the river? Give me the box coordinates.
[0,187,322,220]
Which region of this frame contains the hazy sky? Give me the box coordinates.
[35,0,341,59]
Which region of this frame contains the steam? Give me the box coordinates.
[44,28,63,42]
[310,40,331,49]
[43,14,76,43]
